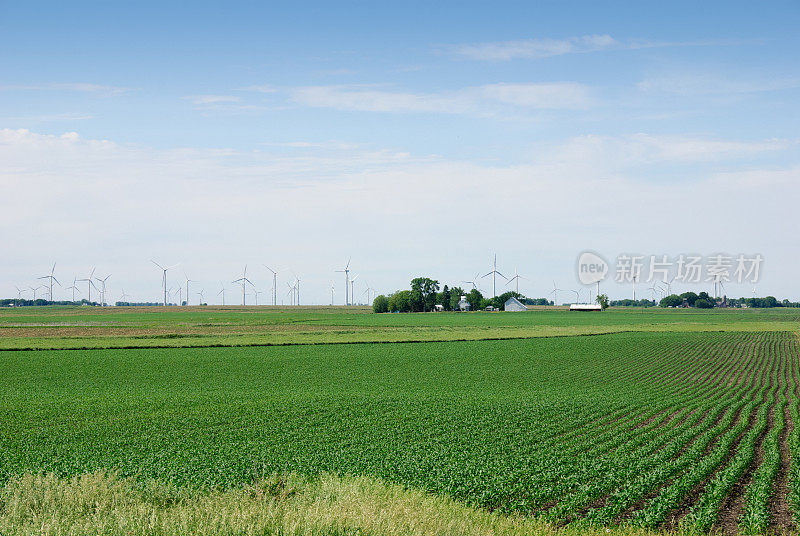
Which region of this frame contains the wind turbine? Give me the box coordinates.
[350,275,359,305]
[77,268,98,304]
[65,277,80,303]
[232,265,254,306]
[550,281,559,306]
[13,286,25,307]
[505,267,527,294]
[292,274,301,306]
[252,290,264,306]
[286,282,296,306]
[152,260,178,306]
[184,273,198,307]
[196,289,204,304]
[94,274,111,306]
[482,254,507,298]
[335,258,351,306]
[568,289,580,304]
[37,263,60,301]
[29,285,42,301]
[330,282,335,306]
[218,283,227,306]
[118,288,132,304]
[462,273,481,291]
[264,265,277,306]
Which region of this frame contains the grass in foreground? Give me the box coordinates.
[0,471,678,536]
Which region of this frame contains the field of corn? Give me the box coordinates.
[1,306,800,535]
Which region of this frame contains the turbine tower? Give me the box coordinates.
[29,285,42,301]
[94,274,111,307]
[184,273,198,307]
[118,288,132,304]
[37,263,60,301]
[77,268,97,304]
[550,281,559,306]
[264,265,277,306]
[330,282,335,306]
[196,289,204,304]
[232,265,254,306]
[218,283,227,306]
[505,267,527,294]
[350,275,359,305]
[335,258,351,306]
[14,286,25,307]
[482,254,507,298]
[152,260,178,306]
[65,277,80,303]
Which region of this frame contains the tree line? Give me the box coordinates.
[372,277,552,313]
[658,292,800,309]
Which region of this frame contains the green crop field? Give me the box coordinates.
[1,306,799,535]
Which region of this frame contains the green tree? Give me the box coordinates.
[372,295,389,313]
[388,290,413,313]
[449,286,465,311]
[438,285,451,311]
[596,293,609,310]
[680,292,698,307]
[466,288,483,311]
[659,294,682,308]
[410,277,440,312]
[695,298,713,309]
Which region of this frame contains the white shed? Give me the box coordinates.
[504,296,527,311]
[458,296,470,311]
[569,303,603,311]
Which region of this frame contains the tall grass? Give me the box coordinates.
[0,471,675,536]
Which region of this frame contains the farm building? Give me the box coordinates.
[458,296,470,311]
[569,303,603,312]
[504,297,526,311]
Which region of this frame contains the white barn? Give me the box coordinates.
[458,295,470,311]
[504,297,527,311]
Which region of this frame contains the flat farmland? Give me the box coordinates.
[1,307,800,535]
[0,305,798,349]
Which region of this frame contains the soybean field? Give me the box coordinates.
[1,307,800,535]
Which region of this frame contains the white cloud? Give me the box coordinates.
[1,128,798,302]
[290,82,593,114]
[184,95,242,105]
[238,85,278,93]
[553,134,794,164]
[637,73,800,96]
[0,83,129,96]
[450,35,617,61]
[448,35,732,61]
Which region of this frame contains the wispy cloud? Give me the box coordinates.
[184,95,242,105]
[290,82,593,115]
[238,85,278,93]
[448,35,731,61]
[0,112,94,123]
[0,83,130,96]
[637,73,800,96]
[450,34,617,61]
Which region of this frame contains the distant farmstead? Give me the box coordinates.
[504,297,526,311]
[458,296,470,311]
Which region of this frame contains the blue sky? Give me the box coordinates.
[1,1,799,304]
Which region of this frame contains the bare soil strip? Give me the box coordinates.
[769,402,795,532]
[718,402,774,535]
